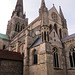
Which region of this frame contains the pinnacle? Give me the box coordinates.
[41,0,46,8]
[17,0,23,6]
[53,4,55,7]
[59,6,64,19]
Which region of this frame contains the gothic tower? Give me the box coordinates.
[38,0,51,75]
[39,0,49,42]
[6,0,28,39]
[59,6,68,38]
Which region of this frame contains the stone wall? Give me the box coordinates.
[0,60,23,75]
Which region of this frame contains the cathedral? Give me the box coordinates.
[0,0,75,75]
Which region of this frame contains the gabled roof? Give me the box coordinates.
[0,33,9,40]
[61,33,75,41]
[49,4,59,14]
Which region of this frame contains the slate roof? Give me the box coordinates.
[33,34,41,38]
[0,49,23,61]
[61,33,75,41]
[31,37,42,47]
[32,33,75,47]
[0,33,9,40]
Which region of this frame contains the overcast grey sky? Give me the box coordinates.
[0,0,75,35]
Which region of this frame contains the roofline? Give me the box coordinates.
[12,16,40,40]
[61,33,75,42]
[0,49,23,61]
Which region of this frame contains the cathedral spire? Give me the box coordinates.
[59,6,64,19]
[15,0,23,12]
[12,0,24,18]
[16,0,23,5]
[41,0,46,8]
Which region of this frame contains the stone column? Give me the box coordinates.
[23,48,29,75]
[39,43,48,75]
[23,33,29,75]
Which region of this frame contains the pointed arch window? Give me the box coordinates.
[21,24,25,31]
[44,31,46,41]
[49,25,52,31]
[33,50,38,64]
[15,24,17,31]
[54,24,57,34]
[69,47,75,67]
[59,29,62,39]
[54,32,55,37]
[42,32,43,42]
[21,26,23,31]
[53,47,59,68]
[15,23,20,32]
[47,32,49,41]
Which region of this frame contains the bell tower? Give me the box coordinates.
[6,0,28,39]
[39,0,49,42]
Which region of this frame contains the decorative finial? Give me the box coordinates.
[53,4,54,7]
[41,0,46,8]
[59,6,61,9]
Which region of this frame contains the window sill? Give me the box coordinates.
[32,64,38,66]
[68,67,75,70]
[54,67,63,70]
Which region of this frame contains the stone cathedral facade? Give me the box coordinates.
[0,0,75,75]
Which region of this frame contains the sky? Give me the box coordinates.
[0,0,75,35]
